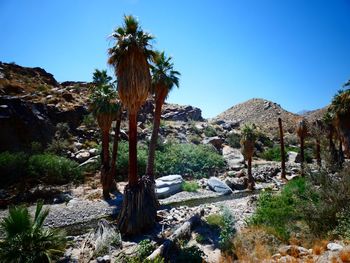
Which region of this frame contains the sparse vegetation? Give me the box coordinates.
[181,181,199,192]
[227,132,241,148]
[204,125,217,137]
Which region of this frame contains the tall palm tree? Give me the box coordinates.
[278,118,286,180]
[322,111,338,165]
[108,15,158,235]
[0,202,66,262]
[90,69,121,199]
[328,87,350,157]
[146,51,180,180]
[240,124,257,190]
[296,119,308,176]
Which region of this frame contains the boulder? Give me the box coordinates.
[222,145,245,170]
[75,150,90,163]
[225,177,248,191]
[202,136,224,150]
[288,151,298,163]
[327,243,343,251]
[155,175,184,199]
[207,177,232,195]
[278,245,310,257]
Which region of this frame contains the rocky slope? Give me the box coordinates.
[214,98,301,135]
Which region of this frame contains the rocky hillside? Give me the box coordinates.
[0,62,203,151]
[214,98,301,135]
[303,106,329,124]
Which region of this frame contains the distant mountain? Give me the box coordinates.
[213,98,301,134]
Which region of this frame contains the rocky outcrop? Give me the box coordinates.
[0,96,55,151]
[222,146,245,170]
[161,104,203,122]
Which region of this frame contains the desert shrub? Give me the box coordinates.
[176,246,204,263]
[300,165,350,236]
[204,125,217,137]
[256,132,273,148]
[195,234,205,244]
[0,151,28,186]
[260,145,288,161]
[0,201,66,262]
[232,226,282,261]
[219,208,236,252]
[181,181,199,192]
[227,132,241,148]
[206,214,224,228]
[189,135,201,145]
[28,154,82,184]
[30,141,43,154]
[123,239,156,263]
[82,113,96,128]
[46,138,71,155]
[248,178,307,240]
[155,143,225,178]
[332,208,350,240]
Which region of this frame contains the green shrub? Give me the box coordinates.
[206,214,224,228]
[332,208,350,240]
[300,165,350,235]
[248,178,307,240]
[256,132,273,148]
[46,138,71,155]
[0,201,66,262]
[181,181,199,192]
[189,135,201,145]
[0,152,28,186]
[82,113,97,129]
[136,239,155,261]
[176,246,204,263]
[204,125,217,137]
[219,208,236,252]
[195,234,205,244]
[28,154,82,184]
[227,132,241,148]
[155,143,225,178]
[260,145,287,161]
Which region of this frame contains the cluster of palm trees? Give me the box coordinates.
[90,15,180,235]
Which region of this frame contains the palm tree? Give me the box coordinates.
[240,124,257,190]
[296,119,308,175]
[90,69,121,199]
[108,15,158,235]
[0,202,66,262]
[278,118,286,180]
[322,111,338,165]
[146,51,180,180]
[328,87,350,157]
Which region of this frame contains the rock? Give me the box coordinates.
[327,243,343,251]
[62,92,74,102]
[252,165,280,182]
[155,175,184,199]
[75,151,90,163]
[225,177,248,191]
[78,156,99,167]
[103,255,111,263]
[53,192,73,204]
[278,245,310,257]
[161,104,203,121]
[74,142,83,150]
[202,136,223,150]
[88,148,98,155]
[288,151,298,163]
[207,177,233,195]
[222,146,245,170]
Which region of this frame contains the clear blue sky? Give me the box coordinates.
[1,0,350,118]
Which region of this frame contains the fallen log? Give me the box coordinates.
[147,210,203,260]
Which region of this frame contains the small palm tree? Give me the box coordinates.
[146,51,180,180]
[0,202,66,262]
[108,15,158,235]
[240,124,257,190]
[90,69,121,199]
[296,119,308,175]
[328,87,350,157]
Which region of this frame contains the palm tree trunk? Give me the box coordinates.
[146,98,164,180]
[111,119,121,179]
[129,111,138,187]
[338,140,344,168]
[316,138,321,166]
[278,118,286,180]
[329,127,337,163]
[300,135,305,176]
[247,157,254,190]
[101,130,111,199]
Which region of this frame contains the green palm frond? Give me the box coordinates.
[0,202,67,262]
[329,88,350,117]
[241,124,257,142]
[108,15,154,67]
[151,51,180,98]
[92,69,113,86]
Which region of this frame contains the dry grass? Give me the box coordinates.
[340,249,350,262]
[312,240,328,255]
